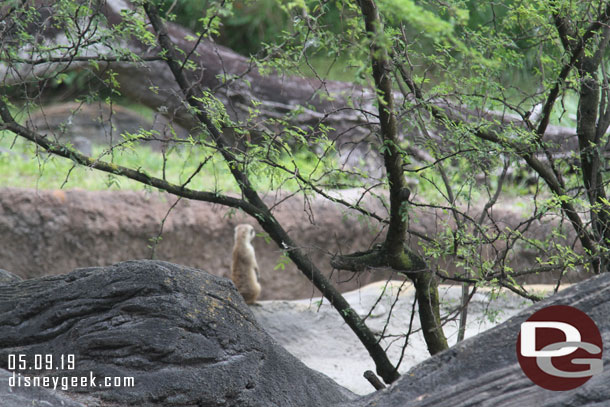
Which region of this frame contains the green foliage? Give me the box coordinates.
[0,125,351,193]
[154,0,292,55]
[380,0,467,41]
[273,252,291,271]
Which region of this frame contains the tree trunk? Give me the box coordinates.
[355,0,448,355]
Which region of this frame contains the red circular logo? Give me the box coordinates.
[516,305,603,391]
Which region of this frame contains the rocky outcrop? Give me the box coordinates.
[0,260,353,406]
[342,272,610,407]
[0,269,21,284]
[0,258,607,407]
[0,368,88,407]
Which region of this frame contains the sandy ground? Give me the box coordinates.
[252,281,556,395]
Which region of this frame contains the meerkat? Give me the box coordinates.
[230,224,261,304]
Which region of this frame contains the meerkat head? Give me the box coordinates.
[234,224,255,243]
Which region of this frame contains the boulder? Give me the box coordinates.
[0,260,353,406]
[341,272,610,407]
[0,269,21,284]
[0,368,88,407]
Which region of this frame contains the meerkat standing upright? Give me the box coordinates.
[231,224,261,304]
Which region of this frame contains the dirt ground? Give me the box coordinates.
[0,187,584,300]
[0,188,394,299]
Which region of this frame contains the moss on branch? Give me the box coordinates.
[331,244,427,274]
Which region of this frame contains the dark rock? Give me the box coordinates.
[0,269,21,284]
[0,368,88,407]
[0,260,353,406]
[340,273,610,407]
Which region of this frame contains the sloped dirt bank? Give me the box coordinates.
[0,188,583,299]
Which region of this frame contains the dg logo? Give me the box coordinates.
[516,305,603,391]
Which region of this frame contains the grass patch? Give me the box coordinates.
[0,131,352,193]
